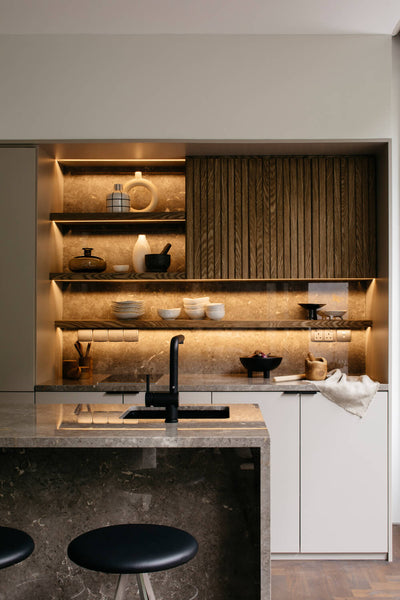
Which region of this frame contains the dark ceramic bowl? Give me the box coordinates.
[145,254,171,273]
[240,355,282,378]
[298,303,326,319]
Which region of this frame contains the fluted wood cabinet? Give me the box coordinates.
[185,156,376,279]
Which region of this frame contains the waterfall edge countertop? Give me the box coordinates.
[0,402,269,448]
[35,372,389,393]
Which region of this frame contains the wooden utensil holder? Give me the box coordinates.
[305,354,327,381]
[78,357,93,379]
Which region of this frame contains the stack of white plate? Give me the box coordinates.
[183,297,209,319]
[112,300,144,319]
[205,302,225,320]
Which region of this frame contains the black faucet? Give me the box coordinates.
[145,334,185,423]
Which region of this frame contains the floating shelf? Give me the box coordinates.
[55,319,372,331]
[51,272,186,281]
[50,211,185,222]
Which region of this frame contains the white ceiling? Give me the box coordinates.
[0,0,399,35]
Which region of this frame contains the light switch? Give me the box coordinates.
[337,330,351,342]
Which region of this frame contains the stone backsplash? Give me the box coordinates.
[61,281,369,377]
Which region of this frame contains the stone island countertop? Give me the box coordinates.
[0,401,270,600]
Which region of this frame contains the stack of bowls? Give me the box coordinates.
[183,297,209,319]
[112,299,144,319]
[205,302,225,320]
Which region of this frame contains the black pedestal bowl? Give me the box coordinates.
[240,355,282,379]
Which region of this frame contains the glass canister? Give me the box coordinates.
[68,248,107,273]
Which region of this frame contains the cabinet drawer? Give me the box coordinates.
[35,391,123,404]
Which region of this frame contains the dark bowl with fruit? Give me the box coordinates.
[240,352,282,378]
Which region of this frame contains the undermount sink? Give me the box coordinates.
[121,406,230,420]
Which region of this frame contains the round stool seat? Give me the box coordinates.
[0,527,34,570]
[68,524,198,574]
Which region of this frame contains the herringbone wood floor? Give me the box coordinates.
[271,526,400,600]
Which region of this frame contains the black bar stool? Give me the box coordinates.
[0,526,34,570]
[67,523,198,600]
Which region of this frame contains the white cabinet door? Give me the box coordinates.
[0,148,37,391]
[35,391,123,404]
[213,391,300,553]
[301,391,388,554]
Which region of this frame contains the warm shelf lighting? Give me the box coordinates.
[57,158,186,164]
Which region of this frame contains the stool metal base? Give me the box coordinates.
[114,573,156,600]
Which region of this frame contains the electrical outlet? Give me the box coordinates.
[337,329,352,342]
[310,330,324,341]
[324,330,336,342]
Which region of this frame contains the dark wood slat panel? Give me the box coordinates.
[220,158,229,279]
[268,158,277,278]
[297,158,305,278]
[360,156,369,275]
[304,158,313,277]
[192,158,202,278]
[255,158,264,278]
[199,158,209,278]
[328,158,343,277]
[276,158,284,278]
[207,158,216,278]
[311,157,320,277]
[248,158,258,279]
[241,158,249,278]
[348,157,357,277]
[228,158,236,279]
[234,158,243,278]
[56,319,372,330]
[318,157,327,278]
[326,158,335,278]
[185,158,194,278]
[339,158,348,278]
[368,156,377,276]
[213,158,222,279]
[355,157,364,277]
[283,158,291,278]
[290,158,298,278]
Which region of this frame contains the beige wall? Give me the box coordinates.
[0,34,392,141]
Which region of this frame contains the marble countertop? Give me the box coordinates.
[0,402,269,449]
[35,372,389,392]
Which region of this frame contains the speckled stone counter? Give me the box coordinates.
[35,372,389,393]
[0,403,269,600]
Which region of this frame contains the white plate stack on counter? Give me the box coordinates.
[112,299,144,319]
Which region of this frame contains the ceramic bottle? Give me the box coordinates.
[68,248,107,273]
[132,235,151,273]
[106,183,130,212]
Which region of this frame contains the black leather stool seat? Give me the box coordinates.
[0,527,34,570]
[67,524,198,574]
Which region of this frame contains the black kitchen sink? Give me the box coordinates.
[120,406,230,420]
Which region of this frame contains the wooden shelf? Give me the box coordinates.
[50,211,185,223]
[51,272,186,281]
[55,319,372,331]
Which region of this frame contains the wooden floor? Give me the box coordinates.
[272,526,400,600]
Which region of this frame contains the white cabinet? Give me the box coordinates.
[213,391,300,553]
[213,390,389,557]
[0,148,37,392]
[301,391,388,554]
[35,391,123,404]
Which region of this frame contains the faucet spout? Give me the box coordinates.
[170,334,185,394]
[145,334,185,423]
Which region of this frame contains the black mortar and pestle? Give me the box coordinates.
[145,243,171,272]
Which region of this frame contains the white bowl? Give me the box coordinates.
[206,306,225,320]
[322,310,347,320]
[206,302,224,309]
[158,308,181,320]
[184,307,205,319]
[183,297,209,306]
[113,312,144,319]
[112,264,130,273]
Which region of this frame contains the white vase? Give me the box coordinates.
[132,234,151,273]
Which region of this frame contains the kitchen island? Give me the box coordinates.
[0,401,269,600]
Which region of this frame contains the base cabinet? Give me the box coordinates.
[301,391,388,554]
[213,391,300,553]
[213,390,388,557]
